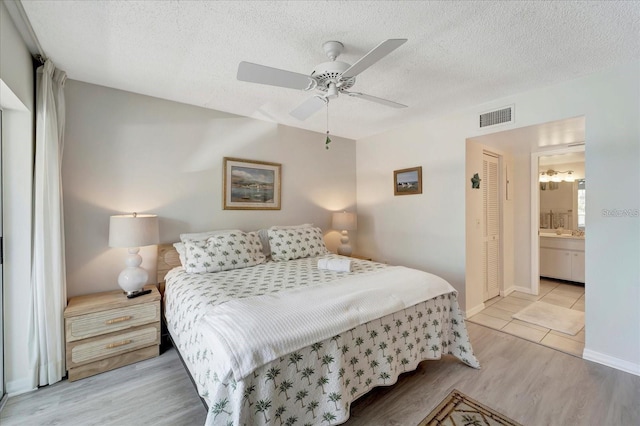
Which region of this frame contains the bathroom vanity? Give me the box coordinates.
[539,234,585,283]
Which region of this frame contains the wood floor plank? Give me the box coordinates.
[1,323,639,425]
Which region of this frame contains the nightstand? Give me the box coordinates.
[64,284,161,381]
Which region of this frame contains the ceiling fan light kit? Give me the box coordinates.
[237,38,409,122]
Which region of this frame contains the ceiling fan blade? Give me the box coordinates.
[237,61,315,90]
[341,39,407,79]
[345,91,407,108]
[290,96,326,120]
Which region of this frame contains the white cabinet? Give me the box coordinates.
[571,251,585,283]
[539,237,585,283]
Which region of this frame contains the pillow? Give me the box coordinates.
[259,225,313,258]
[182,231,266,273]
[179,229,242,243]
[269,223,313,230]
[173,242,186,266]
[257,229,271,258]
[267,226,328,261]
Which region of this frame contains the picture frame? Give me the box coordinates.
[223,157,281,210]
[394,166,422,196]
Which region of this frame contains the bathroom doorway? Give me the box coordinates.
[530,146,585,295]
[465,116,586,331]
[466,122,587,357]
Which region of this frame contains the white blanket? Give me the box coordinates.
[199,265,455,381]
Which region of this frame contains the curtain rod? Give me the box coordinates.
[4,0,47,61]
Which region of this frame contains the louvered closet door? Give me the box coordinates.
[483,153,500,300]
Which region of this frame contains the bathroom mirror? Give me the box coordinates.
[540,181,576,229]
[538,151,585,231]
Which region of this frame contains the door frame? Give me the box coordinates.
[530,145,585,295]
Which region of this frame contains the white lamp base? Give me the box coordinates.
[117,248,148,296]
[337,230,353,256]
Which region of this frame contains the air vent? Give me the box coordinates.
[479,106,514,128]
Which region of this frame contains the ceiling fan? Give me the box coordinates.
[237,39,408,120]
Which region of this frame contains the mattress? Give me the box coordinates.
[164,255,479,425]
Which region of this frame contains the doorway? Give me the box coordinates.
[465,116,587,357]
[530,146,586,295]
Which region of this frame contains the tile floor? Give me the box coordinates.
[467,278,585,357]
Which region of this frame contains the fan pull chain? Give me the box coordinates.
[325,100,331,150]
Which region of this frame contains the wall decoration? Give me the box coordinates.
[471,173,481,189]
[223,157,281,210]
[394,166,422,196]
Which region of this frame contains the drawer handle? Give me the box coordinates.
[106,340,132,349]
[106,316,132,325]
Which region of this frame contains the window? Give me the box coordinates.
[577,179,586,229]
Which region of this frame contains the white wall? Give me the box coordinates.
[0,1,36,395]
[357,61,640,375]
[63,80,357,298]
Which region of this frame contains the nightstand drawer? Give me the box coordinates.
[66,303,160,342]
[67,323,160,367]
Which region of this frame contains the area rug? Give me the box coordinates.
[418,389,521,426]
[512,301,584,335]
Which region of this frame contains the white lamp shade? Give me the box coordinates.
[109,214,159,248]
[332,211,357,231]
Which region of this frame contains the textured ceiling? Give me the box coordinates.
[21,1,640,140]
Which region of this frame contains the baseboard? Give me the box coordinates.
[6,377,36,397]
[465,303,485,319]
[500,286,516,297]
[583,348,640,377]
[512,285,535,295]
[0,393,7,412]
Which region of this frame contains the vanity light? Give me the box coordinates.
[539,169,575,183]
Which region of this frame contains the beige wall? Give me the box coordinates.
[1,1,36,395]
[63,80,357,298]
[357,61,640,374]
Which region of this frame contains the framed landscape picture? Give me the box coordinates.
[394,166,422,196]
[223,157,281,210]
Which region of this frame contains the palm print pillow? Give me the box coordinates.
[267,226,329,261]
[183,231,266,273]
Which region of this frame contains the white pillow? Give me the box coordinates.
[269,223,313,230]
[173,242,186,266]
[180,229,243,243]
[268,226,328,261]
[257,229,271,258]
[183,231,266,273]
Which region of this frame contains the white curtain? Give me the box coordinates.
[29,59,68,387]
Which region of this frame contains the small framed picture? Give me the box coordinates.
[394,166,422,196]
[223,157,281,210]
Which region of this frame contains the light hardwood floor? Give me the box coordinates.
[2,323,639,426]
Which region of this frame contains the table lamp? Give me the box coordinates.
[109,213,159,296]
[332,211,357,256]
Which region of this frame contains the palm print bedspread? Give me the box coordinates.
[164,255,480,425]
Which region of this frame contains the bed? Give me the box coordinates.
[157,226,479,426]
